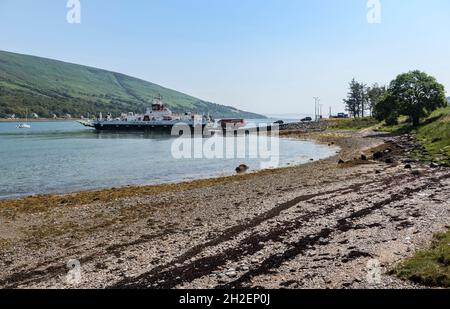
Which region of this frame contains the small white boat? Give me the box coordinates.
[16,123,31,129]
[16,109,32,129]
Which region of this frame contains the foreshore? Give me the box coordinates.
[0,129,448,289]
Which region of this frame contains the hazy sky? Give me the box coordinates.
[0,0,449,115]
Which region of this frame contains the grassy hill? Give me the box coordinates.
[0,50,265,119]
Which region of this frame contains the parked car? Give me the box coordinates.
[273,120,284,125]
[301,117,313,122]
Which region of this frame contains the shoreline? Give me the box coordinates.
[0,118,79,123]
[0,129,448,289]
[0,131,339,202]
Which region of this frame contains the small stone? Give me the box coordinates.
[226,271,237,278]
[404,164,412,169]
[373,152,383,160]
[319,237,328,244]
[235,164,249,174]
[411,170,422,176]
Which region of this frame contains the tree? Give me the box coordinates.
[343,79,369,118]
[367,83,386,116]
[343,79,358,118]
[373,92,399,125]
[387,71,447,126]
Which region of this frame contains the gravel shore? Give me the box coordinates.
[0,129,448,289]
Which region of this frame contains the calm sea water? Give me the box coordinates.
[0,120,337,199]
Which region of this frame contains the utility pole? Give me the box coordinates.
[313,97,320,122]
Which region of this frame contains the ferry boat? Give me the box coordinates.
[78,96,211,133]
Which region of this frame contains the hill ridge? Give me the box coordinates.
[0,50,265,119]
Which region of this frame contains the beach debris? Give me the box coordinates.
[235,164,249,174]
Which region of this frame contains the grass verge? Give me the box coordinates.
[394,229,450,288]
[416,107,450,165]
[327,117,379,131]
[379,107,450,166]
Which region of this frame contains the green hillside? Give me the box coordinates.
[0,50,265,119]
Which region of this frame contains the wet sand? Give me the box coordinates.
[0,130,448,289]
